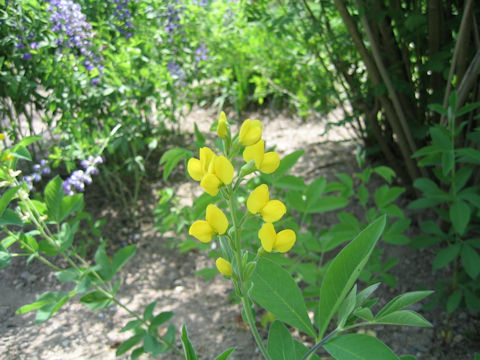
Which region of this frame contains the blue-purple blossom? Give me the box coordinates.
[22,159,51,191]
[167,61,186,85]
[112,0,135,38]
[194,43,208,64]
[23,53,32,60]
[63,156,103,195]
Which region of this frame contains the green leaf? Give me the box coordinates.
[215,347,236,360]
[79,291,112,310]
[441,150,455,176]
[150,311,174,330]
[354,308,374,321]
[250,258,315,338]
[112,245,136,274]
[293,340,321,360]
[375,310,432,327]
[286,190,306,212]
[116,335,143,356]
[55,268,79,282]
[307,196,348,214]
[267,321,295,360]
[160,148,191,180]
[0,244,11,269]
[449,200,470,236]
[376,291,433,318]
[143,301,157,322]
[0,186,20,216]
[0,208,23,226]
[274,175,306,191]
[59,194,83,222]
[374,186,405,209]
[10,145,32,161]
[465,290,480,311]
[372,166,396,183]
[131,346,145,359]
[305,177,327,210]
[120,319,143,333]
[144,331,166,355]
[316,216,386,338]
[44,176,64,223]
[274,150,304,177]
[433,243,461,269]
[337,285,357,328]
[447,289,463,313]
[430,126,452,149]
[181,324,197,360]
[323,334,400,360]
[461,244,480,279]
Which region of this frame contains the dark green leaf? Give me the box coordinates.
[112,245,136,274]
[447,289,463,313]
[120,319,143,333]
[0,186,20,216]
[150,311,174,329]
[375,310,432,327]
[433,243,461,269]
[274,175,306,191]
[449,200,470,236]
[372,166,396,183]
[215,347,236,360]
[274,150,304,177]
[323,334,400,360]
[250,258,315,338]
[307,196,348,214]
[461,244,480,279]
[59,194,83,222]
[143,301,157,322]
[374,186,405,209]
[267,321,295,360]
[316,216,386,338]
[293,340,321,360]
[181,325,197,360]
[115,335,142,356]
[79,291,112,310]
[376,291,433,318]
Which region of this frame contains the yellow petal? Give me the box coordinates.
[217,112,228,139]
[274,229,296,253]
[261,200,286,223]
[239,119,262,146]
[258,223,276,252]
[201,173,221,196]
[216,257,232,276]
[206,204,228,235]
[187,158,203,181]
[214,156,234,185]
[189,220,215,243]
[247,184,269,214]
[243,140,264,168]
[199,147,216,173]
[260,152,280,174]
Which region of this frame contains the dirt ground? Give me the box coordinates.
[0,108,479,359]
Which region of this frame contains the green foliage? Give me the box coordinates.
[409,96,480,312]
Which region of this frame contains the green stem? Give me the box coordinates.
[241,296,271,360]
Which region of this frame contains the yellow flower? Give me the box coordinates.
[258,223,296,253]
[216,257,232,276]
[0,133,5,141]
[247,184,286,222]
[217,111,228,139]
[189,204,229,243]
[187,147,234,196]
[239,119,262,146]
[243,140,280,174]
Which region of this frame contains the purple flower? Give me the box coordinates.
[23,53,32,60]
[63,156,102,195]
[16,43,25,49]
[90,77,100,85]
[30,42,38,50]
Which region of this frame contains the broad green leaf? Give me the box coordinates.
[79,290,112,310]
[287,190,306,212]
[449,200,470,236]
[430,126,452,149]
[150,311,174,330]
[372,166,396,183]
[293,340,321,360]
[267,321,295,360]
[250,258,315,338]
[116,335,143,356]
[274,150,304,177]
[112,245,136,274]
[374,186,405,209]
[120,319,143,333]
[181,324,197,360]
[307,196,348,214]
[354,307,374,321]
[274,175,306,191]
[160,147,191,180]
[143,301,157,321]
[375,310,432,327]
[44,176,64,223]
[0,244,11,269]
[0,209,23,226]
[59,194,84,222]
[305,177,327,210]
[131,346,145,360]
[0,186,20,216]
[316,216,386,338]
[441,150,455,176]
[215,347,236,360]
[337,285,357,328]
[55,268,79,282]
[324,334,400,360]
[433,243,461,269]
[447,289,463,313]
[461,244,480,279]
[94,244,113,281]
[10,145,32,161]
[144,331,167,355]
[376,291,433,318]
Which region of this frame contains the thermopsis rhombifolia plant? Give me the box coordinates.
[178,112,433,360]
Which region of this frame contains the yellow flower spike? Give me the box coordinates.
[243,140,280,174]
[247,184,269,214]
[216,257,232,276]
[214,156,234,185]
[187,158,203,181]
[201,173,221,196]
[260,152,280,174]
[261,200,286,223]
[243,140,264,168]
[239,119,262,146]
[189,220,215,243]
[205,204,228,235]
[217,111,228,139]
[258,223,296,253]
[247,184,286,222]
